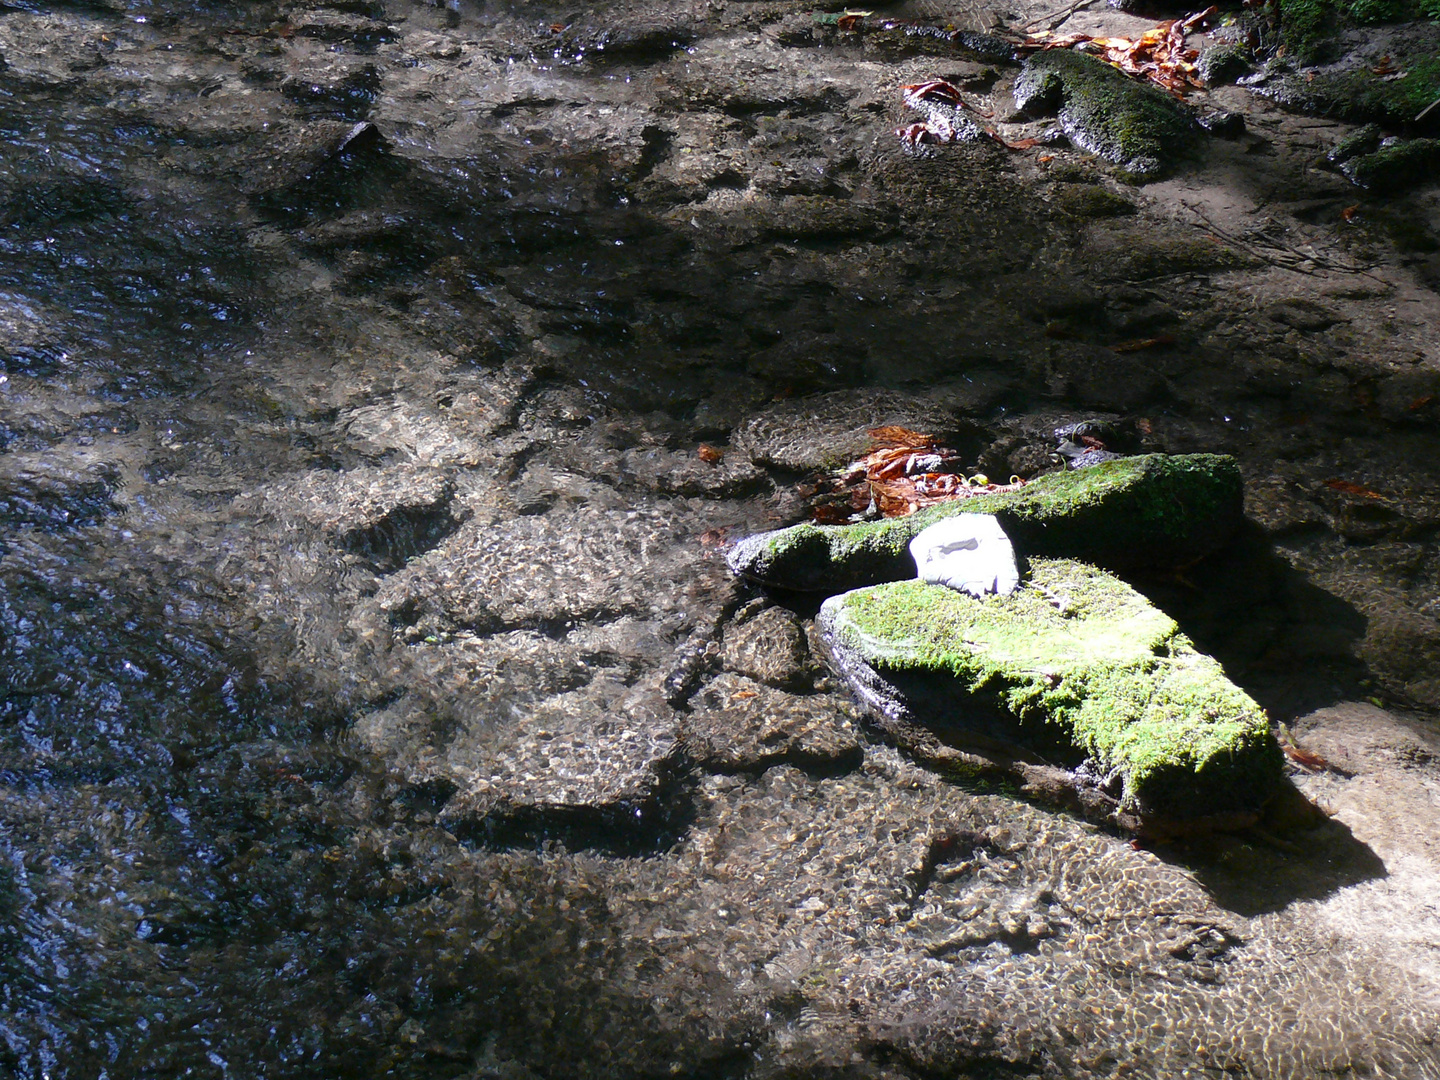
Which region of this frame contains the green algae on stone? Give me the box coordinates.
[817,562,1283,823]
[1257,28,1440,126]
[1012,48,1198,180]
[727,453,1242,593]
[1341,137,1440,193]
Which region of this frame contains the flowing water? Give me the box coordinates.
[3,0,1440,1077]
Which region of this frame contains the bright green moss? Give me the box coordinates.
[731,453,1243,592]
[821,563,1282,819]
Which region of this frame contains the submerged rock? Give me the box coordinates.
[817,561,1284,832]
[679,673,863,775]
[1012,48,1199,179]
[910,514,1019,597]
[728,453,1243,592]
[730,384,1001,474]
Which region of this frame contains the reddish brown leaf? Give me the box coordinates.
[1341,204,1360,221]
[1282,743,1350,775]
[1324,478,1385,499]
[697,443,724,464]
[1408,395,1435,411]
[866,426,937,450]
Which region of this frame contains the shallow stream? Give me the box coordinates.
[2,0,1440,1077]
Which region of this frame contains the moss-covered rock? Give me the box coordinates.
[1196,42,1254,87]
[1256,24,1440,127]
[727,453,1242,592]
[1275,0,1440,66]
[1340,137,1440,193]
[817,562,1283,828]
[1013,48,1199,179]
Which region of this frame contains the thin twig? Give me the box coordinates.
[1023,0,1099,33]
[1180,200,1387,283]
[1416,95,1440,124]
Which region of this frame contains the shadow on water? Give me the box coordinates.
[1123,528,1391,914]
[1150,780,1390,917]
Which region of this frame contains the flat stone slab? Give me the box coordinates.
[376,505,707,633]
[729,453,1242,593]
[358,676,682,831]
[817,559,1282,830]
[256,464,457,564]
[679,673,862,774]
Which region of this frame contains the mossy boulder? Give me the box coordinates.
[1255,24,1440,129]
[1341,137,1440,193]
[727,453,1242,593]
[817,562,1283,829]
[1013,48,1198,179]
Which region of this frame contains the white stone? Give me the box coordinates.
[909,514,1019,597]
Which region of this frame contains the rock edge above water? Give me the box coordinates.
[817,562,1284,832]
[728,453,1243,593]
[1013,47,1199,179]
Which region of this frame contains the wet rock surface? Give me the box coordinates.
[1014,47,1199,178]
[1,0,1439,1076]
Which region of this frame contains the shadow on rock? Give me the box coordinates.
[1127,527,1371,723]
[444,784,699,858]
[1153,779,1387,917]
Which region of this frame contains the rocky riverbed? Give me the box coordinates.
[1,0,1439,1076]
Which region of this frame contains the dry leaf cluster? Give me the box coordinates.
[810,426,1027,523]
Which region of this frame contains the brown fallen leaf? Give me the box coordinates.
[1408,395,1434,411]
[1341,204,1360,222]
[1024,6,1215,97]
[697,443,724,464]
[1324,478,1385,499]
[1283,743,1351,776]
[867,425,936,449]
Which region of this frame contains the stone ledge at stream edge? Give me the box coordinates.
[817,561,1283,831]
[728,454,1242,593]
